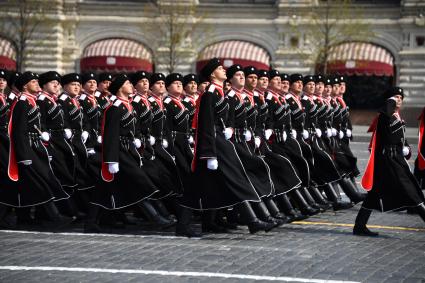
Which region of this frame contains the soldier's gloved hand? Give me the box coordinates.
[264,129,273,140]
[188,135,194,144]
[331,128,337,137]
[302,129,309,139]
[149,136,156,146]
[291,129,297,139]
[346,129,352,138]
[19,160,32,166]
[223,127,233,140]
[315,128,322,138]
[282,131,287,142]
[97,135,102,144]
[207,158,218,170]
[133,138,142,149]
[41,132,50,142]
[254,137,261,148]
[162,139,169,148]
[108,162,119,174]
[87,149,96,156]
[403,146,410,157]
[339,130,344,139]
[326,128,332,138]
[64,128,72,140]
[81,131,89,144]
[244,130,252,141]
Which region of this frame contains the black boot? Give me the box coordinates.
[274,194,308,222]
[176,207,201,238]
[353,207,378,237]
[339,177,367,204]
[291,189,319,216]
[324,184,353,211]
[264,198,289,223]
[239,202,275,234]
[300,187,324,212]
[416,203,425,223]
[0,205,12,229]
[252,201,285,227]
[215,209,238,230]
[16,207,35,225]
[310,186,333,210]
[153,200,176,222]
[202,210,227,233]
[84,205,102,233]
[138,200,175,228]
[43,202,75,229]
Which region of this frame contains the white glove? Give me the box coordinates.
[207,158,218,170]
[282,131,287,142]
[81,131,89,144]
[149,136,156,146]
[64,128,72,140]
[339,130,344,139]
[244,130,252,141]
[97,135,102,144]
[302,129,309,139]
[223,127,233,140]
[254,137,261,148]
[403,146,410,157]
[326,128,332,138]
[134,138,142,149]
[331,128,337,137]
[108,162,119,174]
[264,129,273,140]
[188,135,194,144]
[41,132,50,142]
[291,129,297,139]
[19,160,32,166]
[346,129,352,138]
[87,149,96,156]
[162,139,169,148]
[315,128,322,138]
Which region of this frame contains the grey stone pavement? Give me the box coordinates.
[1,136,425,283]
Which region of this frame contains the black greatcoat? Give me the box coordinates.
[37,92,77,190]
[57,93,94,190]
[91,98,159,210]
[226,88,273,199]
[182,83,260,210]
[362,99,425,212]
[1,93,69,207]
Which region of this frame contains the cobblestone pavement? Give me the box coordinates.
[0,142,424,283]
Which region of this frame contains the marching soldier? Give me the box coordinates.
[182,73,198,140]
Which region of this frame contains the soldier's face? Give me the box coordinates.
[184,81,197,95]
[0,78,7,92]
[64,82,81,97]
[84,79,97,94]
[230,71,245,89]
[291,80,303,95]
[245,74,257,90]
[198,82,209,93]
[324,85,332,97]
[304,81,315,95]
[281,80,290,93]
[269,76,281,91]
[43,80,61,96]
[339,82,346,94]
[258,77,269,90]
[223,81,231,92]
[98,80,111,92]
[135,78,149,93]
[151,80,166,95]
[393,94,403,108]
[212,66,227,82]
[332,84,340,96]
[24,79,40,94]
[315,82,324,95]
[167,81,183,96]
[120,80,133,96]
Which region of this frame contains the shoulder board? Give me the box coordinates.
[20,95,27,101]
[285,94,292,99]
[183,97,191,103]
[302,96,309,101]
[38,94,46,101]
[133,96,141,103]
[241,93,247,99]
[207,84,216,93]
[148,97,156,103]
[8,93,16,100]
[313,96,318,100]
[113,99,122,107]
[79,94,86,100]
[110,95,117,101]
[94,91,101,98]
[266,93,273,100]
[227,90,235,97]
[253,91,259,97]
[59,94,68,101]
[164,97,172,104]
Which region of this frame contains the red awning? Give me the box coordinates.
[326,42,394,76]
[0,38,16,70]
[80,38,153,72]
[196,41,270,72]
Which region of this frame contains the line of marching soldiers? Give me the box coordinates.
[0,58,368,237]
